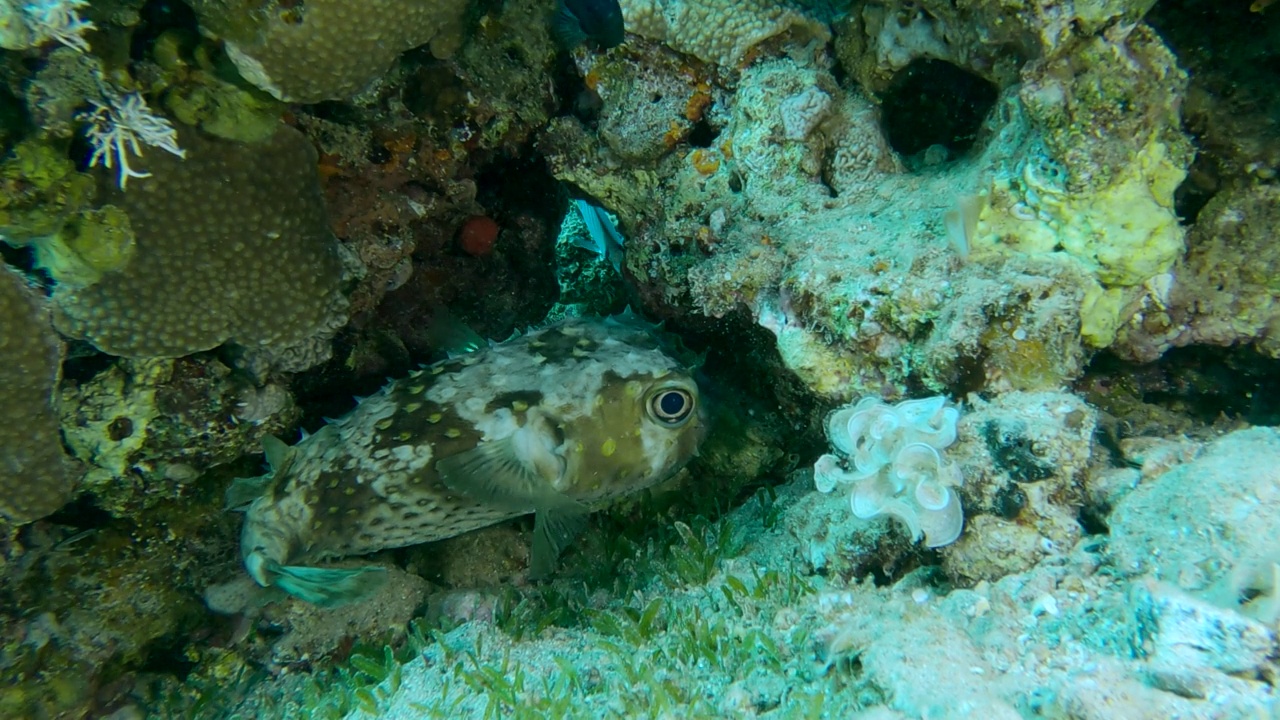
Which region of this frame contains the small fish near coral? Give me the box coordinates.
[553,0,625,49]
[231,312,708,606]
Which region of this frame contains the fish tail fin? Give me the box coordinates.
[271,563,388,607]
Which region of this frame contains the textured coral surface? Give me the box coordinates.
[51,124,346,359]
[0,266,75,523]
[192,0,470,102]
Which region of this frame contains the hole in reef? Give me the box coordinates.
[43,494,115,532]
[687,118,719,148]
[62,344,118,383]
[1080,345,1280,428]
[880,59,998,163]
[130,0,201,63]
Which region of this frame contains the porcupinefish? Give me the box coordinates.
[233,312,706,606]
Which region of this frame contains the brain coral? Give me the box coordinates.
[0,266,77,524]
[619,0,829,67]
[191,0,470,103]
[51,124,347,359]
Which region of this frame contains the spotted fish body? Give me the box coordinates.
[239,313,706,605]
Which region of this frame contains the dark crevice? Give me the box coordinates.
[880,59,998,164]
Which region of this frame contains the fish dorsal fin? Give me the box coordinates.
[435,425,569,510]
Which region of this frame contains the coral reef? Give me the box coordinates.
[189,0,470,103]
[618,0,830,68]
[545,0,1191,400]
[1108,428,1280,624]
[59,356,299,517]
[2,0,1279,716]
[0,266,77,524]
[51,124,349,365]
[1114,184,1280,361]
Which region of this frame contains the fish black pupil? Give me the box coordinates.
[659,391,687,418]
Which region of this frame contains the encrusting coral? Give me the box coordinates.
[50,123,349,363]
[0,266,77,524]
[814,395,964,548]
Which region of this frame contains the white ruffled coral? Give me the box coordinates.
[814,395,965,547]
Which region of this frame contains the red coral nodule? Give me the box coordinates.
[458,215,499,257]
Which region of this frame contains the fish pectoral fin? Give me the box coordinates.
[530,501,590,579]
[262,435,296,476]
[226,436,298,510]
[224,475,273,511]
[435,431,566,511]
[271,563,387,608]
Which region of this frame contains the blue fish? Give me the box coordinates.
[554,0,625,49]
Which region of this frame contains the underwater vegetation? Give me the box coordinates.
[0,0,1278,717]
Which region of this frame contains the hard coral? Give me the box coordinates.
[813,395,965,548]
[0,266,77,524]
[618,0,830,68]
[51,124,348,362]
[190,0,470,103]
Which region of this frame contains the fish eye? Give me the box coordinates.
[649,388,694,425]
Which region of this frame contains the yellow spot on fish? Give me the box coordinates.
[626,381,643,397]
[408,385,424,394]
[328,506,340,514]
[397,431,412,441]
[404,402,422,413]
[376,418,394,430]
[431,366,445,375]
[344,487,355,495]
[576,338,592,347]
[595,395,605,407]
[444,427,463,439]
[328,478,339,488]
[347,508,359,515]
[427,412,443,423]
[312,520,323,530]
[462,356,479,366]
[512,400,529,412]
[601,438,617,457]
[572,348,590,358]
[531,339,547,348]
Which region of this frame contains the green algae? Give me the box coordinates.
[0,138,96,243]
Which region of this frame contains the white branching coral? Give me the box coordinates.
[814,395,966,548]
[82,92,187,190]
[0,0,96,52]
